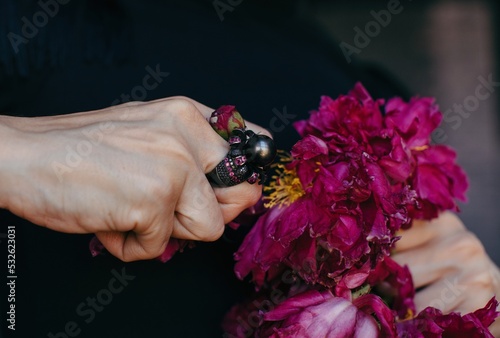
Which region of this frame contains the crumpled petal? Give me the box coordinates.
[385,97,442,148]
[396,297,499,337]
[89,236,192,263]
[263,290,380,338]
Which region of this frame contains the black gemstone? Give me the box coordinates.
[244,135,277,166]
[237,165,249,177]
[230,148,243,157]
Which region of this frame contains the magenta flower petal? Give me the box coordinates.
[89,236,191,263]
[385,97,442,148]
[367,257,416,318]
[264,290,380,338]
[353,294,398,337]
[157,239,193,263]
[378,134,413,182]
[234,205,290,286]
[397,297,499,337]
[410,145,468,219]
[291,135,329,161]
[89,236,105,257]
[263,290,327,321]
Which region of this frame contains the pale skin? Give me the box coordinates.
[394,212,500,335]
[0,97,498,333]
[0,97,267,262]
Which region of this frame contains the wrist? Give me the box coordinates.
[0,116,40,211]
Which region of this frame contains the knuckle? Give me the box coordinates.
[450,231,486,258]
[196,221,225,242]
[168,98,199,120]
[144,173,181,202]
[127,208,151,229]
[168,95,193,103]
[206,222,225,241]
[114,101,144,109]
[440,212,466,231]
[470,271,496,290]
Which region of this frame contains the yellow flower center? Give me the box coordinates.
[263,151,305,208]
[412,145,429,152]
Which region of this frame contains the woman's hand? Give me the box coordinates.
[393,212,500,335]
[0,97,268,262]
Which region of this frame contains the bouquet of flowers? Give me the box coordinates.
[90,83,498,337]
[220,84,498,337]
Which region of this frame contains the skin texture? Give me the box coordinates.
[0,97,269,262]
[394,212,500,335]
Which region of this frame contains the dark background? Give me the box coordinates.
[0,0,498,337]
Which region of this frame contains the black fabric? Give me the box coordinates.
[0,1,407,337]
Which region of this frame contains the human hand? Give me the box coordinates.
[393,212,500,336]
[0,97,269,261]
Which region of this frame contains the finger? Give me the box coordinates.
[393,230,485,288]
[457,292,497,314]
[171,170,225,241]
[394,212,465,253]
[214,183,263,224]
[393,251,460,288]
[413,262,494,314]
[413,274,464,313]
[96,227,169,262]
[167,97,269,224]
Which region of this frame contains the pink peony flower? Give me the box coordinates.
[396,297,499,337]
[234,83,468,290]
[384,97,442,149]
[234,192,393,289]
[408,145,468,219]
[262,290,381,338]
[226,84,498,337]
[384,96,468,219]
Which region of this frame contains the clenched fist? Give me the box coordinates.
[0,97,269,262]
